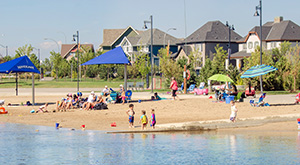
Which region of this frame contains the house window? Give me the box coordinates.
[271,42,277,48]
[254,41,259,48]
[194,44,202,52]
[243,44,247,50]
[248,42,253,49]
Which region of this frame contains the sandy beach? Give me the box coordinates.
[0,88,300,132]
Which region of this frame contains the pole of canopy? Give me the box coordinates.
[16,73,18,96]
[32,73,35,105]
[124,64,127,91]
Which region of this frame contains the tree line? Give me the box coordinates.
[1,42,300,92]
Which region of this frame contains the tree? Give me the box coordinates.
[15,44,34,58]
[49,51,63,81]
[80,46,96,79]
[135,47,151,81]
[199,58,214,85]
[158,47,181,87]
[212,44,227,74]
[283,44,300,91]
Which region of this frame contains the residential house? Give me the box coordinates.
[100,26,140,52]
[231,16,300,70]
[176,21,242,70]
[61,44,94,60]
[99,26,181,66]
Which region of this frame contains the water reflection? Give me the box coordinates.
[1,123,300,164]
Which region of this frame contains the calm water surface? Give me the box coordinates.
[0,123,300,164]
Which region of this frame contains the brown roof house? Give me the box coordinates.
[176,21,242,70]
[231,16,300,70]
[61,44,94,60]
[99,26,181,67]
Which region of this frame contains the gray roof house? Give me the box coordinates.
[231,16,300,70]
[176,20,242,69]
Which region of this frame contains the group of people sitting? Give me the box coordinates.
[214,83,238,101]
[55,91,108,112]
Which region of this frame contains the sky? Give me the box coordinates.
[0,0,299,61]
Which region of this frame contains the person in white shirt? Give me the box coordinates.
[229,101,238,122]
[102,86,110,96]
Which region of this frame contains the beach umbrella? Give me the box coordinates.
[208,74,234,82]
[241,64,278,78]
[241,64,278,93]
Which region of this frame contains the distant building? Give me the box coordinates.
[61,44,94,60]
[231,16,300,70]
[176,21,242,70]
[99,26,181,66]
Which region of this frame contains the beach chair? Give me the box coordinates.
[250,93,267,107]
[187,84,196,93]
[109,91,118,102]
[125,90,132,103]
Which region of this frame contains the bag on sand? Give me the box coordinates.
[94,103,108,110]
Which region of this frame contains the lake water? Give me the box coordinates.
[0,122,300,164]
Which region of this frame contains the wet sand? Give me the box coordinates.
[1,90,300,132]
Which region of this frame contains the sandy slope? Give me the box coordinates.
[1,93,300,132]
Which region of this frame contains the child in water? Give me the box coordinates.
[230,101,238,122]
[149,109,156,129]
[139,110,148,130]
[126,104,135,128]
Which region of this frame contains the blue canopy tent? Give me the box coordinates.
[0,56,40,104]
[82,46,130,90]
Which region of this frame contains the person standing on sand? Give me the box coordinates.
[230,101,238,122]
[149,109,156,129]
[126,104,135,128]
[139,110,148,130]
[169,77,179,100]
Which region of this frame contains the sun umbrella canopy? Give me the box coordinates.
[0,55,40,74]
[241,64,278,78]
[208,74,234,82]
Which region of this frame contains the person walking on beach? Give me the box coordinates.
[169,77,179,100]
[230,101,238,122]
[126,104,135,128]
[140,110,148,130]
[149,109,156,129]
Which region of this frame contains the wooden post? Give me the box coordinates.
[184,65,187,94]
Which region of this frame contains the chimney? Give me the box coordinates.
[274,16,283,23]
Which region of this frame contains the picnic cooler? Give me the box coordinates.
[226,96,235,104]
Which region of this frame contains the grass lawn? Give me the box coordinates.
[0,78,169,92]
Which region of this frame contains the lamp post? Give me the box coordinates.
[226,21,235,64]
[57,31,67,44]
[254,0,263,93]
[0,44,8,56]
[44,38,60,52]
[73,31,79,92]
[33,48,41,80]
[163,28,176,48]
[143,15,154,93]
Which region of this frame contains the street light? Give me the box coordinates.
[72,31,80,92]
[0,44,8,57]
[143,15,153,93]
[33,47,41,80]
[163,28,176,48]
[254,0,263,93]
[44,38,60,52]
[226,21,235,62]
